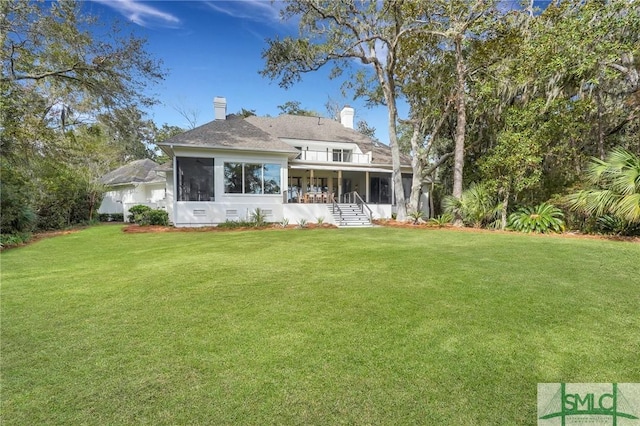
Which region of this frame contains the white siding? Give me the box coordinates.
[171,148,289,227]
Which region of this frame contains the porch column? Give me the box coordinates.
[172,155,178,224]
[338,170,343,202]
[309,169,314,191]
[302,174,307,194]
[329,174,334,200]
[365,171,370,203]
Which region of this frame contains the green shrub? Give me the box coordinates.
[128,205,152,223]
[508,203,565,234]
[35,162,100,231]
[0,232,32,248]
[0,160,38,235]
[595,215,640,236]
[146,209,168,226]
[443,183,500,228]
[218,220,254,229]
[427,213,453,227]
[132,209,168,226]
[98,213,124,222]
[110,213,124,222]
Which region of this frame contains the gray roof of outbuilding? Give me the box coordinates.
[246,114,410,166]
[157,116,297,153]
[100,159,163,186]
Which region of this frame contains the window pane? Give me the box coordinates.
[177,157,214,201]
[244,163,263,194]
[224,162,243,193]
[343,150,352,162]
[263,164,281,194]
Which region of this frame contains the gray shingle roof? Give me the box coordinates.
[156,113,409,167]
[100,159,163,186]
[246,115,410,166]
[157,116,297,153]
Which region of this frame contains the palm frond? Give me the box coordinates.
[567,149,640,225]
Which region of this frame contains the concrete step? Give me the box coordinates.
[331,203,372,227]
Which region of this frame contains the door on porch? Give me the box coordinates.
[370,176,391,204]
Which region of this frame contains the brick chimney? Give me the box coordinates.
[340,106,354,129]
[214,97,227,120]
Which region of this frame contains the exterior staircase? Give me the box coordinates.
[331,203,372,227]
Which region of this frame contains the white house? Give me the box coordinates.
[103,97,426,227]
[97,159,167,221]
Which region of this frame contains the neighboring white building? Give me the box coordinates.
[98,159,167,222]
[103,97,427,227]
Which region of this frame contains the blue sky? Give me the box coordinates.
[85,0,397,142]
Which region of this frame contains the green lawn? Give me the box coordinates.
[1,225,638,425]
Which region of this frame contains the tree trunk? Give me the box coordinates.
[452,35,467,226]
[595,87,606,160]
[408,123,424,214]
[429,179,435,219]
[501,189,510,230]
[88,190,97,221]
[377,68,407,221]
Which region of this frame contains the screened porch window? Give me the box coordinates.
[224,162,281,195]
[177,157,214,201]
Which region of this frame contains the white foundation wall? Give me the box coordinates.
[368,204,393,220]
[174,203,392,227]
[283,204,337,225]
[174,197,284,227]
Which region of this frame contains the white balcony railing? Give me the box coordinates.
[295,149,370,164]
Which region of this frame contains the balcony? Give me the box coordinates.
[294,148,370,164]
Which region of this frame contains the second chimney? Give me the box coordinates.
[340,106,354,129]
[214,96,227,120]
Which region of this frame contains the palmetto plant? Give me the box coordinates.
[508,203,565,234]
[595,215,640,236]
[566,149,640,224]
[427,213,453,227]
[408,210,424,224]
[443,183,501,228]
[250,208,267,226]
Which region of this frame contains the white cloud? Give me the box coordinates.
[92,0,181,28]
[203,0,283,24]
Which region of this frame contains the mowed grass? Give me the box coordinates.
[1,225,639,425]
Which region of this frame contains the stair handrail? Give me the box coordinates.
[331,197,344,225]
[352,191,373,221]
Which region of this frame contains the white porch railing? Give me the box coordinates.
[295,149,370,164]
